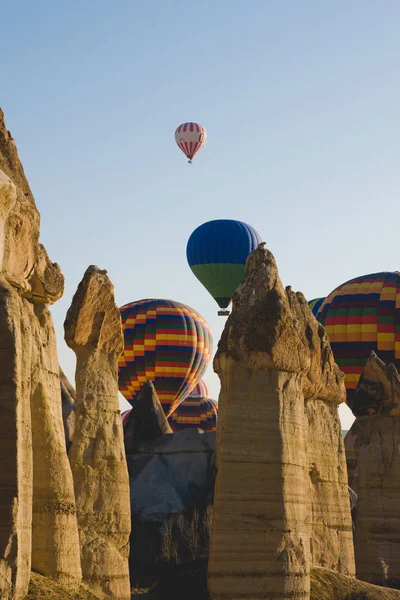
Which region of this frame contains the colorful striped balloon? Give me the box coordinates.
[175,122,207,163]
[169,394,218,432]
[316,272,400,407]
[308,297,325,316]
[187,219,262,309]
[121,409,131,425]
[118,299,213,418]
[189,380,211,398]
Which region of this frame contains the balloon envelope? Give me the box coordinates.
[189,380,211,398]
[121,409,131,425]
[175,122,207,162]
[118,299,213,418]
[169,392,218,432]
[316,272,400,407]
[308,297,325,316]
[187,219,262,308]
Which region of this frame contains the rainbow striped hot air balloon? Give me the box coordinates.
[169,379,218,432]
[118,299,213,418]
[187,219,262,313]
[316,272,400,408]
[308,297,325,317]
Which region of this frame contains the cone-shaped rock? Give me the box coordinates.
[351,352,400,587]
[208,244,354,600]
[124,380,173,453]
[0,109,81,598]
[65,265,131,600]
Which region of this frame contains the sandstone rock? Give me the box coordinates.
[65,266,131,600]
[0,110,63,303]
[208,244,354,600]
[30,307,81,589]
[130,563,400,600]
[0,109,81,598]
[352,352,400,587]
[60,368,76,452]
[0,278,33,600]
[344,421,360,492]
[124,380,172,454]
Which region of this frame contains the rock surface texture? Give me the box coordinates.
[351,352,400,587]
[65,266,131,600]
[0,109,81,598]
[124,380,172,454]
[344,421,359,492]
[208,244,354,600]
[124,385,214,585]
[60,368,76,452]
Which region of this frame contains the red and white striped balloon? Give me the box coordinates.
[188,380,210,398]
[121,409,131,425]
[175,122,207,163]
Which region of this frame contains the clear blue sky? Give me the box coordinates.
[2,1,400,429]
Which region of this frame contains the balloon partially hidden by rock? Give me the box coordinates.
[169,392,218,432]
[118,298,213,417]
[186,219,262,311]
[316,272,400,409]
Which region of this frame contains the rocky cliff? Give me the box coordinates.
[124,383,214,586]
[0,109,81,599]
[65,266,131,600]
[350,352,400,587]
[60,368,76,452]
[208,244,354,600]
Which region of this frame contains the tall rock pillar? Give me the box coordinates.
[65,266,131,600]
[208,244,354,600]
[351,352,400,587]
[0,109,82,598]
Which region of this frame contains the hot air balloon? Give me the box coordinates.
[121,409,131,425]
[308,297,325,316]
[118,299,213,418]
[175,122,207,163]
[189,380,210,398]
[315,272,400,408]
[186,219,262,315]
[168,381,218,432]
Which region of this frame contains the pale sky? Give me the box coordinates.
[2,1,400,429]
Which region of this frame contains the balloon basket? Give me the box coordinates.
[218,310,230,317]
[188,160,193,164]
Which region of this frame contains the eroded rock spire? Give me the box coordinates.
[65,265,131,600]
[208,244,354,600]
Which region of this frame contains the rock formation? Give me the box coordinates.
[124,380,173,454]
[30,309,81,588]
[65,266,131,600]
[0,109,81,598]
[344,422,359,492]
[350,352,400,587]
[208,244,354,600]
[60,368,76,452]
[124,384,214,585]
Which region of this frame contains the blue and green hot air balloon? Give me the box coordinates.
[186,219,262,312]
